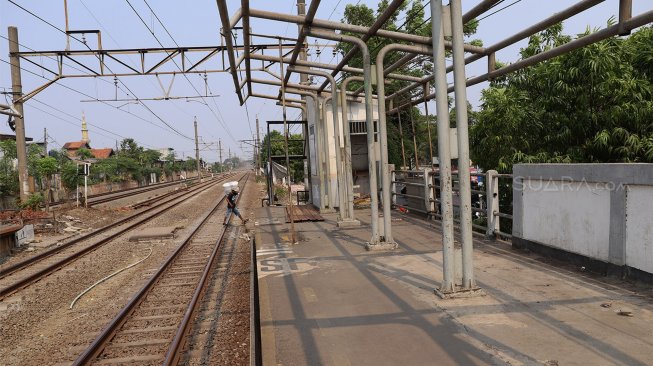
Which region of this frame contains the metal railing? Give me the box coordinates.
[391,168,513,239]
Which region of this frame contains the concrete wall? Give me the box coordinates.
[513,164,653,277]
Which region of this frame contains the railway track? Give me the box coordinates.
[49,176,201,209]
[72,173,250,365]
[0,172,240,300]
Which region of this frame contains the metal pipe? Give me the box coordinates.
[250,92,304,104]
[424,82,434,165]
[317,0,404,93]
[216,0,245,105]
[353,53,418,97]
[241,0,252,95]
[276,101,306,115]
[340,76,364,223]
[288,66,347,220]
[248,9,485,54]
[270,89,330,212]
[450,0,475,290]
[392,8,653,111]
[278,38,296,244]
[376,43,432,245]
[229,8,242,29]
[282,0,321,87]
[309,28,380,245]
[462,0,502,23]
[324,95,346,215]
[430,1,456,293]
[619,0,633,35]
[251,77,321,91]
[249,53,421,82]
[319,96,335,209]
[386,0,610,103]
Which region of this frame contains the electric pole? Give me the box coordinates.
[218,138,223,173]
[8,26,29,202]
[228,147,232,171]
[43,128,47,156]
[256,115,261,174]
[194,116,201,182]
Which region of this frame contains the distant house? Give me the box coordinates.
[156,147,174,161]
[90,148,114,159]
[63,141,91,158]
[0,133,33,142]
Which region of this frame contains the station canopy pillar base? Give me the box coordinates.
[337,218,361,228]
[365,240,398,251]
[434,286,486,300]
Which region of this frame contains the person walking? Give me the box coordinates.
[224,188,248,225]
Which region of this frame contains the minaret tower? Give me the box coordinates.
[81,111,90,144]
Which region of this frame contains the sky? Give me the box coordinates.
[0,0,650,163]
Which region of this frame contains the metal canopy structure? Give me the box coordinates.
[213,0,651,297]
[6,0,651,297]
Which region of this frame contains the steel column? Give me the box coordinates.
[376,43,432,246]
[216,0,245,105]
[340,76,365,224]
[430,1,456,293]
[450,0,475,289]
[288,66,351,221]
[308,28,381,245]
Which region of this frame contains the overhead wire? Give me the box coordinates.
[77,0,196,122]
[7,0,193,140]
[0,57,187,141]
[129,0,237,143]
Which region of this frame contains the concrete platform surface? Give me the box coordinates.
[255,207,653,366]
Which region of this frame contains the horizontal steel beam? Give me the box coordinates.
[389,8,653,112]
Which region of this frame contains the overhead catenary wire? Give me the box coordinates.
[77,0,196,122]
[7,0,193,140]
[0,57,189,142]
[127,0,238,144]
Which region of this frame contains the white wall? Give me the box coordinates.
[513,163,653,277]
[522,180,611,261]
[625,185,653,273]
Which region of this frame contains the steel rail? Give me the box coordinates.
[73,173,248,365]
[48,177,200,209]
[162,173,250,365]
[0,174,237,299]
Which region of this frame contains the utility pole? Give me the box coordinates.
[194,116,201,182]
[218,138,223,173]
[228,147,232,171]
[8,26,29,203]
[43,128,47,156]
[63,0,71,50]
[256,115,261,175]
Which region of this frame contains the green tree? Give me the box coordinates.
[337,0,480,167]
[77,147,93,160]
[35,156,58,210]
[470,23,653,172]
[0,140,18,196]
[261,130,305,182]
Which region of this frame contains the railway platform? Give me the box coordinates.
[254,207,653,366]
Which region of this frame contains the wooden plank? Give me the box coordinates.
[286,205,324,222]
